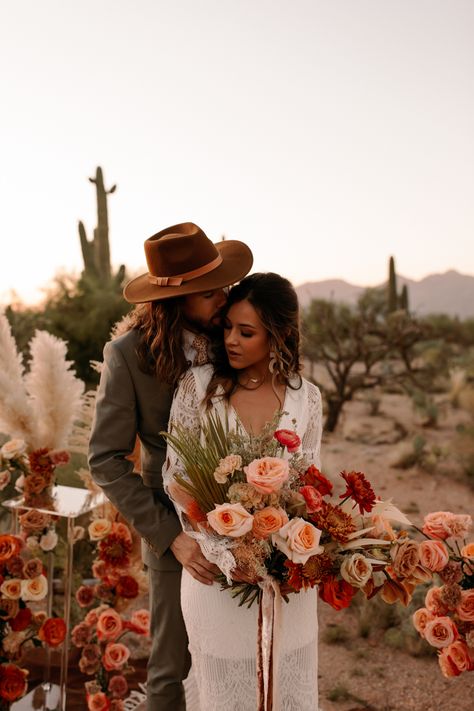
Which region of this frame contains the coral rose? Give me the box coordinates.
[84,604,109,627]
[21,574,48,602]
[419,540,450,572]
[299,486,323,514]
[102,642,131,671]
[0,663,28,701]
[128,609,150,636]
[88,519,112,541]
[439,641,474,676]
[1,439,26,460]
[39,618,66,647]
[96,608,123,641]
[252,507,288,539]
[0,534,22,563]
[456,589,474,623]
[273,429,301,453]
[424,616,458,648]
[422,511,452,540]
[272,518,323,564]
[340,553,373,588]
[207,503,254,538]
[412,607,436,637]
[319,577,356,610]
[244,457,289,494]
[0,579,22,600]
[425,586,449,615]
[87,692,111,711]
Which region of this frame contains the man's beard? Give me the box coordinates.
[184,314,223,337]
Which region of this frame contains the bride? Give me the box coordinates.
[163,272,323,711]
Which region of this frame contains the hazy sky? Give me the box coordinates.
[1,0,473,305]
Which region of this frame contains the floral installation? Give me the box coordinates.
[0,533,67,708]
[411,511,474,678]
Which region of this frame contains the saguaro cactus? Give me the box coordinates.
[388,256,398,313]
[79,167,117,281]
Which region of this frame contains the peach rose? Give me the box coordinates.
[412,607,436,637]
[444,514,472,540]
[244,457,289,494]
[424,616,458,648]
[207,503,254,538]
[456,589,474,623]
[88,519,112,541]
[425,586,448,615]
[128,609,150,636]
[439,641,474,677]
[84,604,110,627]
[0,470,11,491]
[102,642,130,671]
[0,579,21,600]
[422,511,452,540]
[272,518,323,564]
[96,609,123,641]
[419,540,450,572]
[1,439,26,460]
[391,540,420,579]
[21,574,48,602]
[252,507,289,539]
[340,554,373,588]
[87,691,111,711]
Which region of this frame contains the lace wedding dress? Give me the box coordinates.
[163,365,323,711]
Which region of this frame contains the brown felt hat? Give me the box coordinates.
[123,222,253,303]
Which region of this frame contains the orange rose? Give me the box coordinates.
[425,586,449,615]
[244,457,289,494]
[128,609,150,636]
[39,618,67,647]
[252,507,289,539]
[456,589,474,623]
[87,692,111,711]
[424,616,458,649]
[319,577,356,610]
[419,540,450,572]
[102,642,130,671]
[0,535,22,563]
[0,663,28,702]
[272,518,323,564]
[439,640,474,677]
[0,579,22,600]
[412,607,436,637]
[88,519,112,541]
[207,503,254,538]
[84,604,109,627]
[96,609,123,642]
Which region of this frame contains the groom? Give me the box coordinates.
[88,222,253,710]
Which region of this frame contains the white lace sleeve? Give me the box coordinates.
[163,368,237,582]
[301,381,323,469]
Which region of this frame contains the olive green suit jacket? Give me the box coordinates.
[88,329,182,571]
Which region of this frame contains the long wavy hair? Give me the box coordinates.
[126,299,189,387]
[205,272,302,407]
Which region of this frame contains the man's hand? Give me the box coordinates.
[170,531,220,585]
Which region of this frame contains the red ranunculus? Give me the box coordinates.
[319,577,357,610]
[302,465,333,496]
[273,429,301,453]
[9,607,32,632]
[299,485,323,514]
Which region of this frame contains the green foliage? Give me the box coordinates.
[322,623,350,645]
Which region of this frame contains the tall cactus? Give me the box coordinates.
[79,167,116,281]
[400,283,409,311]
[388,256,398,313]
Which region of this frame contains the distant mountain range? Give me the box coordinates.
[296,270,474,319]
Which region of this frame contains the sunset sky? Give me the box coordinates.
[1,0,473,305]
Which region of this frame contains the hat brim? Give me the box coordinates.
[123,240,253,303]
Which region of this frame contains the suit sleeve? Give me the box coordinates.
[88,340,182,558]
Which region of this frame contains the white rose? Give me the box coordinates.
[0,470,11,491]
[26,536,39,551]
[39,530,58,551]
[271,518,324,564]
[21,574,48,601]
[1,439,26,460]
[340,553,373,588]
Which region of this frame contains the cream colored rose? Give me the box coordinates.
[39,529,58,551]
[272,518,323,564]
[244,457,289,494]
[21,574,48,601]
[424,616,459,649]
[419,540,449,572]
[88,518,112,541]
[340,553,373,588]
[207,503,254,538]
[0,579,22,600]
[0,470,11,491]
[1,439,26,460]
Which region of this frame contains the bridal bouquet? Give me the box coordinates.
[163,414,422,610]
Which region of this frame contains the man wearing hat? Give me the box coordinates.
[88,222,253,710]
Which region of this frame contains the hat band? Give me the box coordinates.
[147,254,223,287]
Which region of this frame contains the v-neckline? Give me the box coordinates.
[228,386,289,438]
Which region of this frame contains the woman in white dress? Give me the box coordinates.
[163,273,323,711]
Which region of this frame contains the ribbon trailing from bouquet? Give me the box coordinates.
[257,578,282,711]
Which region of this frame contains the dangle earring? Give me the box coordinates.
[269,349,278,375]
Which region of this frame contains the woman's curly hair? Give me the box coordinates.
[205,272,302,408]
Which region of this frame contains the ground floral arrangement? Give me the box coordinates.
[165,413,474,685]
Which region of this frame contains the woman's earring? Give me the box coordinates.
[269,350,278,374]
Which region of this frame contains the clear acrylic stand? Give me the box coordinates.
[4,485,106,711]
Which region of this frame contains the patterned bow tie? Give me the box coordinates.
[191,334,210,367]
